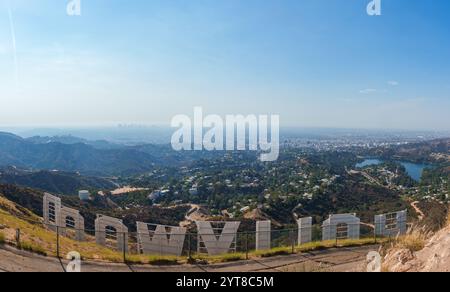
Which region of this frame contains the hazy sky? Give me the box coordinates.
[0,0,449,130]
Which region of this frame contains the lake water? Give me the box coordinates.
[356,159,430,182]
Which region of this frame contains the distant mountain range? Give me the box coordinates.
[2,131,447,179]
[25,135,123,150]
[0,132,163,176]
[0,132,226,177]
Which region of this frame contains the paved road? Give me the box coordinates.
[0,245,379,272]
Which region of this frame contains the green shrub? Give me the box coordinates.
[254,247,291,258]
[218,254,245,263]
[18,241,47,256]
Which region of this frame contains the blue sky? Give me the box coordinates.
[0,0,449,130]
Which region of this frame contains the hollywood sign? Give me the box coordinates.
[43,193,407,256]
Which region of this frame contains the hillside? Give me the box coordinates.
[0,196,139,262]
[0,132,226,176]
[0,167,117,195]
[264,173,410,225]
[0,195,41,223]
[0,184,190,232]
[0,132,157,176]
[26,135,122,150]
[0,195,380,268]
[0,184,44,217]
[384,213,450,272]
[367,138,450,163]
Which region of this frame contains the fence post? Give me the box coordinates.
[188,233,192,260]
[123,232,127,263]
[245,232,249,260]
[16,229,21,246]
[291,229,295,254]
[374,223,377,244]
[335,226,338,248]
[160,231,163,258]
[56,226,60,259]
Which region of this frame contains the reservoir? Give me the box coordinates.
[356,159,431,182]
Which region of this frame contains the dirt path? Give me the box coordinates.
[0,244,379,273]
[411,201,425,221]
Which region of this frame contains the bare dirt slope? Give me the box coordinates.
[384,220,450,272]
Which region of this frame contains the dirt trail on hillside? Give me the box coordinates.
[411,201,425,221]
[179,204,209,227]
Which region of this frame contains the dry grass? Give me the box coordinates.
[0,196,41,222]
[0,208,381,265]
[297,238,381,253]
[253,246,292,258]
[125,254,181,265]
[390,227,429,252]
[196,238,380,263]
[0,208,176,264]
[0,232,5,244]
[393,212,450,253]
[0,195,381,266]
[17,241,47,256]
[280,262,332,272]
[0,196,183,264]
[193,252,246,264]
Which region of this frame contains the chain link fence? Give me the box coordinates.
[0,216,409,264]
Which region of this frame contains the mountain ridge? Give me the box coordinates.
[0,132,158,176]
[0,167,117,195]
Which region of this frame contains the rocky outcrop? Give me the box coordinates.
[384,225,450,272]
